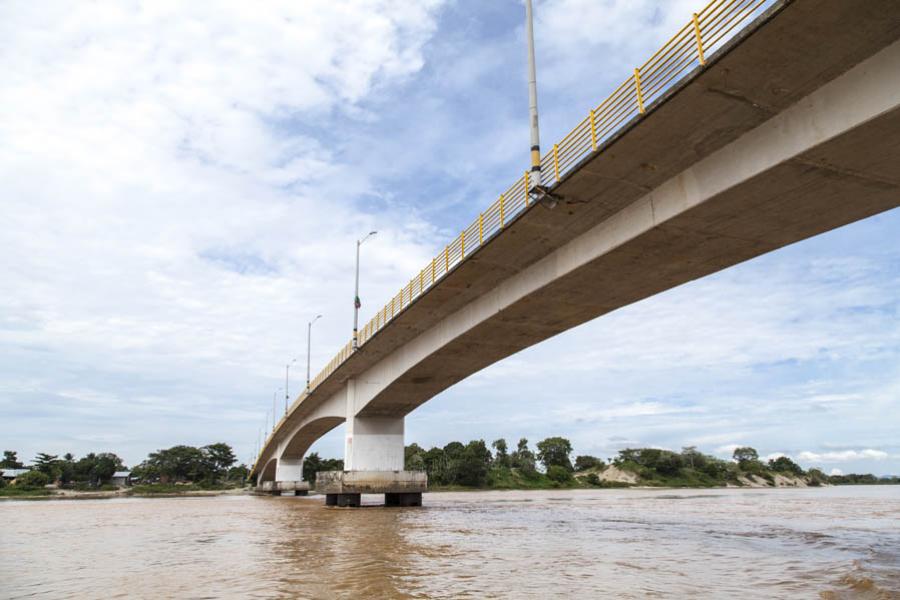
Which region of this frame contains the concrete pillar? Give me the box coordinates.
[344,415,405,471]
[275,457,304,482]
[344,378,405,471]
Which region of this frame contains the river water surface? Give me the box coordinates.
[2,486,898,599]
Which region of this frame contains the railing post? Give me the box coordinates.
[589,108,597,151]
[500,194,505,227]
[553,144,560,182]
[432,257,436,283]
[445,246,450,272]
[524,171,530,206]
[460,230,466,258]
[634,67,645,114]
[479,213,484,244]
[692,13,706,66]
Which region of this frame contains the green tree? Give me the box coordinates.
[72,453,125,487]
[615,448,683,476]
[807,468,827,486]
[302,452,322,483]
[537,437,574,472]
[138,446,203,483]
[16,470,50,489]
[227,464,249,483]
[768,456,804,476]
[405,443,426,471]
[457,440,492,487]
[574,455,603,472]
[441,442,466,485]
[201,443,237,483]
[732,447,759,464]
[33,453,60,480]
[511,438,537,476]
[58,453,76,484]
[546,465,573,484]
[423,447,449,485]
[491,439,509,468]
[1,450,25,469]
[681,446,707,470]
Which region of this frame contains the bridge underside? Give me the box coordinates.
[358,34,900,418]
[253,0,900,499]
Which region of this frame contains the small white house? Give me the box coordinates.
[0,468,31,482]
[110,471,131,487]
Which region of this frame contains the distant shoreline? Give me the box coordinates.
[5,481,898,502]
[0,488,250,501]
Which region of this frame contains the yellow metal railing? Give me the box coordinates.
[258,0,775,465]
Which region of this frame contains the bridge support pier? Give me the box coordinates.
[321,411,426,506]
[255,458,310,496]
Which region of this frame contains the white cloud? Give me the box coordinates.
[797,449,889,463]
[830,468,843,476]
[0,0,447,464]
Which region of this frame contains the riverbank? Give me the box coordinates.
[0,486,250,501]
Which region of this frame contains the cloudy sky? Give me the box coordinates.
[2,0,898,476]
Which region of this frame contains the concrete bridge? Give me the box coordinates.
[252,0,900,506]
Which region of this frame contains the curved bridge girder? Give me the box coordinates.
[257,457,277,483]
[280,415,345,461]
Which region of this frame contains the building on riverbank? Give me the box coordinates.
[1,468,31,483]
[110,471,131,487]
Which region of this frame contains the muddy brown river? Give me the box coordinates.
[1,486,898,598]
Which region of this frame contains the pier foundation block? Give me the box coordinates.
[316,470,427,507]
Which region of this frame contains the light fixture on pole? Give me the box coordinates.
[352,231,377,350]
[306,314,322,390]
[285,358,296,415]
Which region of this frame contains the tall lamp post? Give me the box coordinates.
[525,0,542,193]
[306,314,322,390]
[352,231,377,350]
[285,358,296,415]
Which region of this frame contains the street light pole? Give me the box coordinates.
[352,231,377,350]
[525,0,542,191]
[285,359,296,415]
[306,314,322,389]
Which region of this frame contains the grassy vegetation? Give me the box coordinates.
[0,486,52,497]
[129,482,237,495]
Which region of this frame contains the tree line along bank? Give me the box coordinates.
[3,439,896,496]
